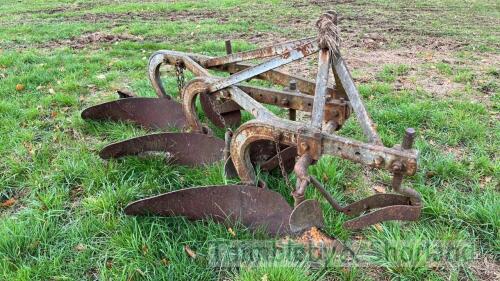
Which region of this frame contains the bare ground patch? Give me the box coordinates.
[43,31,143,49]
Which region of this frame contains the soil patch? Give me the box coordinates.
[44,32,143,49]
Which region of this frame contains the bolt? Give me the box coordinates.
[402,128,416,150]
[225,40,232,54]
[288,79,297,91]
[392,161,403,173]
[374,156,384,168]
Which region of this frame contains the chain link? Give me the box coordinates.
[274,134,292,190]
[175,60,185,95]
[207,91,229,131]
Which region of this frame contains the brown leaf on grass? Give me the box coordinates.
[160,258,169,266]
[51,111,58,118]
[141,244,148,255]
[16,84,25,91]
[373,223,383,232]
[75,243,86,251]
[228,227,236,237]
[373,185,386,193]
[106,259,113,269]
[184,245,197,259]
[322,173,329,182]
[1,198,16,208]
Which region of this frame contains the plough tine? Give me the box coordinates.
[343,205,421,230]
[81,97,187,130]
[99,133,224,167]
[124,185,293,236]
[342,193,413,216]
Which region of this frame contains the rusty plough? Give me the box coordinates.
[82,12,421,239]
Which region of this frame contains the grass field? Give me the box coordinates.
[0,0,498,280]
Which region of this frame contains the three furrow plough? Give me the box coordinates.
[82,12,421,239]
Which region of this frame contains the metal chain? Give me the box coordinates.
[207,91,229,131]
[175,60,185,94]
[274,134,292,190]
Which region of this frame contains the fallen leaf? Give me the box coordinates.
[261,274,268,281]
[96,74,106,80]
[75,243,86,251]
[228,227,236,237]
[373,223,383,232]
[16,84,25,91]
[106,259,113,269]
[1,198,16,208]
[373,185,386,193]
[160,258,169,266]
[184,245,196,259]
[141,244,148,255]
[51,111,58,118]
[322,173,329,182]
[48,88,55,94]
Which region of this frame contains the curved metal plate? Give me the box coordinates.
[343,205,421,230]
[99,133,224,166]
[200,93,241,128]
[343,193,412,216]
[289,199,325,234]
[81,98,186,129]
[125,185,292,236]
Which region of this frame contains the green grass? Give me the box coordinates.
[1,0,499,280]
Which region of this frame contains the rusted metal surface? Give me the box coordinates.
[238,85,350,128]
[343,205,421,230]
[260,146,297,172]
[124,185,293,236]
[99,133,224,166]
[199,93,241,128]
[332,56,382,144]
[207,40,319,93]
[289,200,325,233]
[202,37,315,67]
[311,49,331,129]
[81,97,186,130]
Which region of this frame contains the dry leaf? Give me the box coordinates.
[373,223,383,232]
[1,198,16,208]
[184,245,197,258]
[75,243,86,251]
[261,274,268,281]
[141,244,148,255]
[96,74,106,80]
[228,227,236,237]
[106,259,113,269]
[135,268,145,277]
[16,84,25,91]
[322,173,329,182]
[48,88,55,94]
[373,185,386,193]
[160,258,169,266]
[51,111,58,118]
